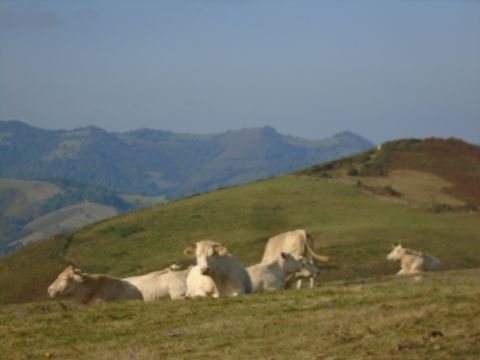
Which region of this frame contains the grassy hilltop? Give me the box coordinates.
[0,137,479,305]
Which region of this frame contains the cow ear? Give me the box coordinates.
[216,245,228,256]
[72,267,83,275]
[184,245,196,257]
[72,273,84,282]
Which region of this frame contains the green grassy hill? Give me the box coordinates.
[0,137,479,306]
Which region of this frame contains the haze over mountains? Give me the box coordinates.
[0,120,374,198]
[0,120,374,253]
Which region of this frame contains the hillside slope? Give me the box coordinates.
[0,178,132,254]
[11,202,118,248]
[0,137,479,305]
[0,120,374,198]
[298,138,480,208]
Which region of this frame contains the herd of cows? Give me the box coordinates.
[47,229,442,305]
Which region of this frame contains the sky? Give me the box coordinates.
[0,0,479,145]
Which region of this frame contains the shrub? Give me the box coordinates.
[383,185,401,197]
[463,202,477,212]
[347,168,359,176]
[432,204,453,213]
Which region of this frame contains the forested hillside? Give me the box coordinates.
[0,120,374,198]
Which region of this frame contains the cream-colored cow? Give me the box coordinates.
[261,229,329,288]
[185,265,219,298]
[247,252,306,292]
[184,240,251,297]
[48,265,143,305]
[386,244,442,275]
[123,265,189,301]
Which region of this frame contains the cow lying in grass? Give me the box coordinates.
[387,243,442,275]
[184,240,252,297]
[48,265,143,305]
[247,252,309,292]
[123,265,189,301]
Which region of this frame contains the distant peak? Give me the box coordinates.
[333,130,363,139]
[332,131,375,147]
[259,125,278,135]
[221,125,279,137]
[0,120,34,128]
[83,125,106,133]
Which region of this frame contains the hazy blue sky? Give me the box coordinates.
[1,0,479,144]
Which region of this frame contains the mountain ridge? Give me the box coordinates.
[0,120,375,198]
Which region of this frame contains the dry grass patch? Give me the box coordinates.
[360,170,466,208]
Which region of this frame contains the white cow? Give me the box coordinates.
[184,240,252,297]
[48,265,143,305]
[386,244,442,275]
[185,265,219,298]
[261,229,330,288]
[123,265,189,301]
[247,252,306,292]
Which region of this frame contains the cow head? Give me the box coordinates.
[47,265,84,298]
[386,243,405,261]
[297,256,320,278]
[184,240,228,275]
[279,252,305,275]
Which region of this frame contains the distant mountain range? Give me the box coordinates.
[0,120,375,199]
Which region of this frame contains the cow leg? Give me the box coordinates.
[295,279,302,289]
[309,276,315,288]
[170,290,186,300]
[90,297,105,305]
[171,294,186,300]
[195,290,209,298]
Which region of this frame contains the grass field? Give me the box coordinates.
[1,269,479,359]
[1,174,479,305]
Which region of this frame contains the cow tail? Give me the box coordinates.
[305,235,330,263]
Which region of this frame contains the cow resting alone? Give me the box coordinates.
[387,244,442,275]
[48,265,143,305]
[261,229,330,288]
[184,240,252,297]
[123,265,189,301]
[247,252,307,292]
